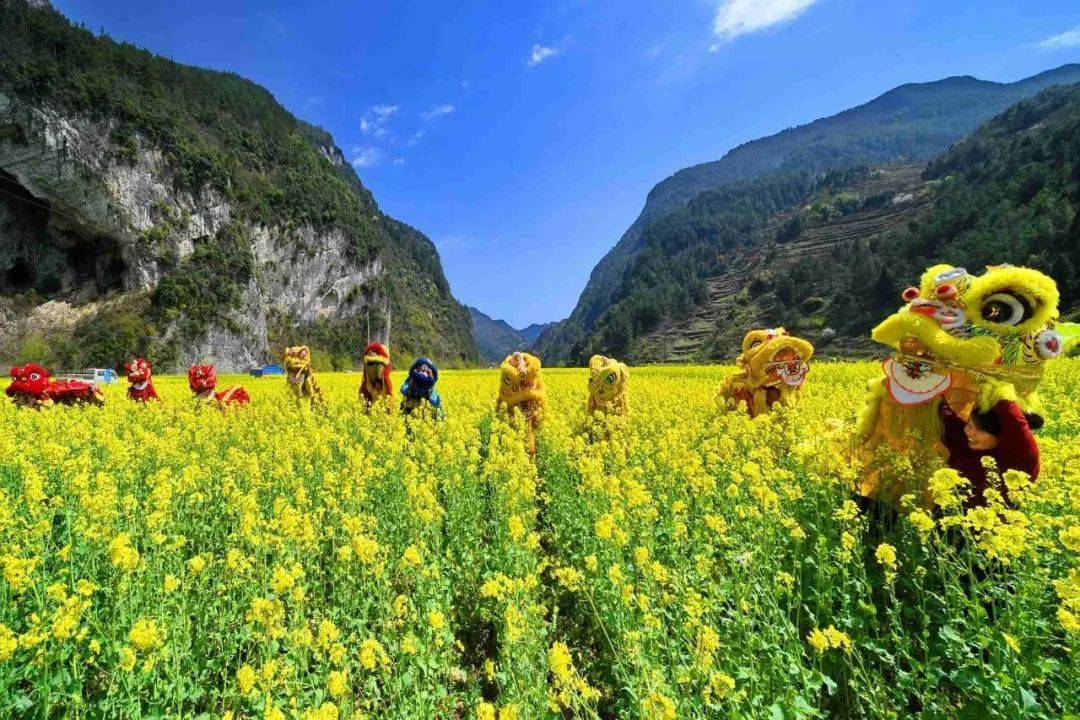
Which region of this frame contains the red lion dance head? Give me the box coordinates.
[359,342,393,405]
[125,358,159,402]
[8,363,52,399]
[188,363,218,395]
[188,363,250,407]
[7,363,104,407]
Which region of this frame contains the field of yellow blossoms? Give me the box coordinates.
[1,362,1078,719]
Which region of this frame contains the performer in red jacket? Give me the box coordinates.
[940,400,1041,508]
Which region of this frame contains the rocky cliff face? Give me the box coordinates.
[0,91,400,369]
[0,0,478,371]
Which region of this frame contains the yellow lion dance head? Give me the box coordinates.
[498,352,546,412]
[869,264,1062,417]
[719,328,814,417]
[586,355,629,416]
[858,263,1064,504]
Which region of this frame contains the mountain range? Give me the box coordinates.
[535,63,1080,364]
[0,0,477,371]
[468,306,552,365]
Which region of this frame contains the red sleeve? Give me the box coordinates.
[992,400,1040,482]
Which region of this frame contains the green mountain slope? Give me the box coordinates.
[568,84,1080,363]
[536,64,1080,363]
[0,0,477,369]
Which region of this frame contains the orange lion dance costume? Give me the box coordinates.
[359,342,393,409]
[496,351,547,455]
[188,363,250,407]
[125,358,160,402]
[719,328,813,417]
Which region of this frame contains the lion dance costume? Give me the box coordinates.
[359,342,393,409]
[719,328,813,417]
[283,346,324,408]
[188,363,250,407]
[7,363,104,408]
[857,264,1066,508]
[496,352,547,455]
[586,354,629,416]
[125,358,159,402]
[400,357,444,419]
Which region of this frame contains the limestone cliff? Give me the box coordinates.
[0,0,477,371]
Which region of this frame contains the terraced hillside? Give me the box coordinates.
[635,164,932,363]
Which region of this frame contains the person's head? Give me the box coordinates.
[966,409,1044,450]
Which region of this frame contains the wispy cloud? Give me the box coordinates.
[350,146,383,169]
[360,104,399,137]
[405,129,427,147]
[422,104,456,121]
[711,0,821,48]
[1035,25,1080,50]
[527,43,561,67]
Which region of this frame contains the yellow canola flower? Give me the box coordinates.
[128,617,166,651]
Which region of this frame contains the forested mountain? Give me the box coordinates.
[468,306,552,365]
[0,0,477,370]
[548,83,1080,364]
[536,64,1080,363]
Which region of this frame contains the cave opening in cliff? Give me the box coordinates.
[5,257,32,290]
[0,168,126,298]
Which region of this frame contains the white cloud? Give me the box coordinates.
[1036,25,1080,50]
[712,0,821,45]
[405,129,427,147]
[527,43,560,67]
[422,104,456,121]
[360,104,399,137]
[393,158,406,166]
[350,146,383,168]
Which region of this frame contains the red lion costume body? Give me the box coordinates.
[359,342,393,408]
[7,363,104,408]
[188,364,250,407]
[125,358,160,402]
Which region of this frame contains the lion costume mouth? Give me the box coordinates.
[765,347,809,388]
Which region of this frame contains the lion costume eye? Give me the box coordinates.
[604,373,616,385]
[749,339,763,349]
[29,373,40,381]
[981,292,1032,327]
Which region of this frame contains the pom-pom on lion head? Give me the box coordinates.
[188,363,218,394]
[587,355,629,414]
[872,264,1061,412]
[499,351,546,409]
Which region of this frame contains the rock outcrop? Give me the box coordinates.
[0,0,477,370]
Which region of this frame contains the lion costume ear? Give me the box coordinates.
[300,346,309,358]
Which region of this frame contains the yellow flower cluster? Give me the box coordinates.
[0,362,1076,717]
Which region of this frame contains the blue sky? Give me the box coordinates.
[52,0,1080,328]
